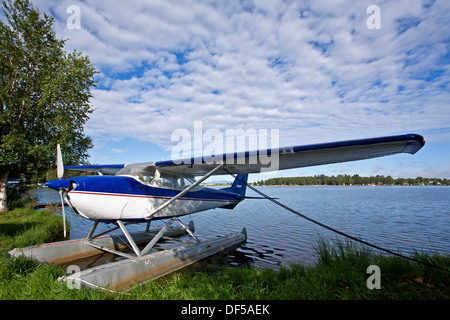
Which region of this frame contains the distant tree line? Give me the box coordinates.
[254,174,449,186]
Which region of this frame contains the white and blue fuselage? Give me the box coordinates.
[46,174,248,222]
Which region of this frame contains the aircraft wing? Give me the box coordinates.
[153,133,425,176]
[64,134,425,177]
[64,164,125,175]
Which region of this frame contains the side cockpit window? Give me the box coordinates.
[158,177,178,188]
[143,175,154,184]
[136,174,202,191]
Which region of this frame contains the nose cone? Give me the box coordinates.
[45,179,71,190]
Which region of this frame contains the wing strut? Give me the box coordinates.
[145,163,225,220]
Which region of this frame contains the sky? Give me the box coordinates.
[7,0,450,182]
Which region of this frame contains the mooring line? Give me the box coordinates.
[224,168,450,273]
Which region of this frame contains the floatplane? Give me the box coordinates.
[9,133,425,291]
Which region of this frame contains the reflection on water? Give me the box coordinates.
[31,185,450,269]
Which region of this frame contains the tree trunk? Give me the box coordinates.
[0,167,10,213]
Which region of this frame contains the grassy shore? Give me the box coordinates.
[0,207,449,300]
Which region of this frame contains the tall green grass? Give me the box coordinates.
[129,238,449,300]
[0,207,68,249]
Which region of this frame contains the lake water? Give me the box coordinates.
[31,185,450,269]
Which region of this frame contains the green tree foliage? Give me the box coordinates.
[255,174,449,186]
[0,0,96,211]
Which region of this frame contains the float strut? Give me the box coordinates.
[175,218,199,242]
[141,218,176,256]
[117,220,142,256]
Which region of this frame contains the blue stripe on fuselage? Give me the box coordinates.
[68,175,240,202]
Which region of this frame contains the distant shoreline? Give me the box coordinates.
[252,175,449,187]
[249,184,448,187]
[203,183,448,187]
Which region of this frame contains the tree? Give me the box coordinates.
[0,0,96,212]
[384,175,394,185]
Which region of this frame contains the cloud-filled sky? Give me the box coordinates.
[11,0,450,181]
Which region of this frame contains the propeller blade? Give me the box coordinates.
[57,144,64,179]
[59,189,67,238]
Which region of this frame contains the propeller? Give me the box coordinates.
[56,144,67,238]
[57,144,64,179]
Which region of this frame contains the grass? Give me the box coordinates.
[0,207,68,249]
[0,206,449,300]
[127,238,449,300]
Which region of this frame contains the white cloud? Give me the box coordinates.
[111,148,126,154]
[30,0,450,152]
